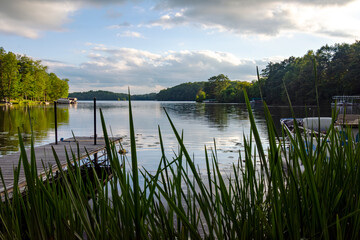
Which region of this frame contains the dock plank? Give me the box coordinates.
[0,136,121,195]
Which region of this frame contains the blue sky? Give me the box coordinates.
[1,0,360,94]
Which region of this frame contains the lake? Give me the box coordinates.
[0,101,331,174]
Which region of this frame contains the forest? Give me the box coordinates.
[69,90,156,101]
[71,83,204,101]
[148,75,259,103]
[156,82,205,101]
[261,41,360,105]
[152,41,360,105]
[0,47,69,103]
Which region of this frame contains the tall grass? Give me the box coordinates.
[1,91,360,239]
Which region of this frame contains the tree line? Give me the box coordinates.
[0,47,69,103]
[198,74,259,103]
[69,90,157,101]
[156,82,205,101]
[155,75,261,103]
[261,41,360,105]
[193,41,360,104]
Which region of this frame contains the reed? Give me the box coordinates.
[1,91,360,239]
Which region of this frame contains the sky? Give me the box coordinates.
[1,0,360,94]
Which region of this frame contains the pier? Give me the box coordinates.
[0,136,122,197]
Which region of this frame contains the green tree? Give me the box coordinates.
[262,59,292,104]
[346,41,360,94]
[46,73,69,100]
[156,82,205,101]
[195,90,206,102]
[218,85,236,103]
[0,47,6,100]
[0,47,69,102]
[1,52,20,101]
[59,78,69,98]
[235,81,252,102]
[204,74,231,100]
[18,55,36,100]
[33,61,48,101]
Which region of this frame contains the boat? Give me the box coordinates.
[281,117,334,137]
[282,96,360,141]
[57,97,77,104]
[280,96,360,167]
[280,114,359,171]
[281,113,359,162]
[281,115,359,142]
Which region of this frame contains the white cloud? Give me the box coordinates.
[117,31,144,38]
[0,0,128,38]
[150,0,360,39]
[0,0,79,38]
[289,2,360,38]
[1,0,359,40]
[47,46,271,94]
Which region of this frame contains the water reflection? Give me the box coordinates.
[0,104,69,155]
[160,102,250,131]
[0,101,332,163]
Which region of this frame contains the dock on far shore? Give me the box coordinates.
[0,136,122,197]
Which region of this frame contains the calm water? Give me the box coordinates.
[0,101,331,173]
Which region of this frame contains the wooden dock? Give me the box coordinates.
[0,136,122,196]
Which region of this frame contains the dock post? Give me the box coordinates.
[94,153,98,166]
[94,97,96,145]
[54,101,58,144]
